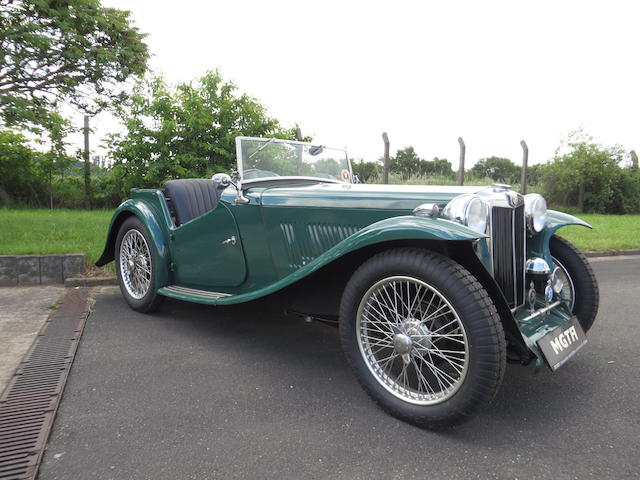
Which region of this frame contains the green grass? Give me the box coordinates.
[555,214,640,252]
[0,209,114,270]
[0,209,637,275]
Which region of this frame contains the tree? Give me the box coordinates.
[469,157,521,184]
[35,112,75,208]
[0,130,43,205]
[390,146,421,179]
[0,0,149,130]
[541,132,628,213]
[106,71,298,195]
[419,157,454,178]
[352,159,381,183]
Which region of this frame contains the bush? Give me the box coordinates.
[539,138,639,213]
[352,159,382,183]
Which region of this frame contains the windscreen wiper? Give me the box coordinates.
[248,138,277,161]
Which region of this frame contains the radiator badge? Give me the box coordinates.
[507,191,519,207]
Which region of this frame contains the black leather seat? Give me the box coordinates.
[164,179,220,226]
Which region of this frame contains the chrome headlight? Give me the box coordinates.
[524,194,547,232]
[442,194,488,233]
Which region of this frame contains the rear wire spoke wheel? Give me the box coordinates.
[115,216,164,313]
[119,229,152,299]
[340,248,506,429]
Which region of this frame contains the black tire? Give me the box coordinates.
[339,248,506,429]
[115,216,164,313]
[550,235,599,332]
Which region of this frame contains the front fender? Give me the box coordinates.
[95,191,172,288]
[528,209,592,266]
[217,215,485,305]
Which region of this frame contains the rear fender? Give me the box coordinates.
[96,191,172,288]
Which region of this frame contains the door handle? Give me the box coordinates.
[221,236,236,246]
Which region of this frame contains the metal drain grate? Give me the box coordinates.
[0,288,91,480]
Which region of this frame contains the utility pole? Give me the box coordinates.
[83,115,91,210]
[520,140,529,194]
[382,132,390,184]
[457,137,465,186]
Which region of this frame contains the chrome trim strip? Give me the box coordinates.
[241,176,343,189]
[163,285,231,300]
[519,300,561,323]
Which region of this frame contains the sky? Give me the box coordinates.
[84,0,640,167]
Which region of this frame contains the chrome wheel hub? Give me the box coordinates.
[393,333,413,355]
[401,318,435,349]
[356,276,469,406]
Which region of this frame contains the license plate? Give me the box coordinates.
[537,316,588,371]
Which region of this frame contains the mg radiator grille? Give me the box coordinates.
[491,205,525,308]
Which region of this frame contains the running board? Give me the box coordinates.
[157,285,232,305]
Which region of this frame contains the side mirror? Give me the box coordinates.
[212,173,232,191]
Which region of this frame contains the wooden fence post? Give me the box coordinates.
[457,137,465,186]
[382,132,390,184]
[520,140,529,194]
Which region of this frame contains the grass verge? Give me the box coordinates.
[0,209,114,273]
[555,213,640,252]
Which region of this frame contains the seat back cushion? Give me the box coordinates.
[164,179,219,226]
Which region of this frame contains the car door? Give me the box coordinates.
[171,202,247,288]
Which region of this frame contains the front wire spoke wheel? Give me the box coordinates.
[356,276,469,406]
[119,229,152,300]
[552,255,575,310]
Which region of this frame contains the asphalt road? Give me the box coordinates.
[39,257,639,480]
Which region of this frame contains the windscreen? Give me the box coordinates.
[238,138,352,183]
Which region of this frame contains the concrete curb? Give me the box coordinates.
[584,249,640,258]
[0,254,84,286]
[64,276,117,287]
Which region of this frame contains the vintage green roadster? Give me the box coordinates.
[97,136,599,428]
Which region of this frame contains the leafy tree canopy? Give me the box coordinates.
[469,156,520,184]
[0,129,41,204]
[352,158,381,183]
[389,147,454,180]
[106,70,299,194]
[422,157,453,177]
[390,146,421,179]
[540,131,637,213]
[0,0,149,130]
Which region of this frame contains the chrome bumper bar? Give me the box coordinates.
[519,300,562,323]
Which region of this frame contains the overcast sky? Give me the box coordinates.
[89,0,639,167]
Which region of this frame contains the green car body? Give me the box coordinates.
[98,136,601,427]
[97,179,590,370]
